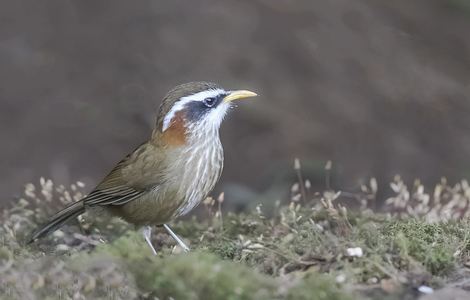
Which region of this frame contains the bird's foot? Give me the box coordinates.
[142,226,158,255]
[163,224,190,252]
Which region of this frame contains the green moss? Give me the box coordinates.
[207,239,239,259]
[383,220,459,275]
[287,271,353,300]
[81,233,353,300]
[3,178,470,299]
[135,252,274,300]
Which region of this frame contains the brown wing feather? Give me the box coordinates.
[84,141,166,207]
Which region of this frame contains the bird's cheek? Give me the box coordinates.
[207,103,230,126]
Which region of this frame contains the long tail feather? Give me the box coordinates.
[28,201,85,244]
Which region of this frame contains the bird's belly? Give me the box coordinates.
[111,187,184,226]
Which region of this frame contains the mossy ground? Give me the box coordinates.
[1,178,470,299]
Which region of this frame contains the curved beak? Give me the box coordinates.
[223,90,258,103]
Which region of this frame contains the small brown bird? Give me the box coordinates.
[29,82,257,254]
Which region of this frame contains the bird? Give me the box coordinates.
[28,82,257,254]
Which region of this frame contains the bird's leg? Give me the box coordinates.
[163,224,190,252]
[142,226,158,255]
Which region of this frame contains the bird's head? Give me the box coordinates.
[155,82,257,146]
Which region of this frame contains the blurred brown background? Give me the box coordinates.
[1,0,470,206]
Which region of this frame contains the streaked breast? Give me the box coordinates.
[167,135,224,217]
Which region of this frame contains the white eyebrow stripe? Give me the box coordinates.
[180,89,225,102]
[162,88,225,132]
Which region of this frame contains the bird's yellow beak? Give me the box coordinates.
[223,90,258,103]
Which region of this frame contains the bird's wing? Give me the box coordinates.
[84,142,166,207]
[84,186,143,206]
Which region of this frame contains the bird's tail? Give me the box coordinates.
[28,201,85,244]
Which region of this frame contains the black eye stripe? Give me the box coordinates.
[203,97,216,107]
[203,93,227,108]
[184,92,227,122]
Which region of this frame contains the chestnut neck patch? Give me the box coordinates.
[161,111,187,146]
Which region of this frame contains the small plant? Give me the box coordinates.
[386,176,470,221]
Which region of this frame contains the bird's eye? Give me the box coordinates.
[203,97,216,107]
